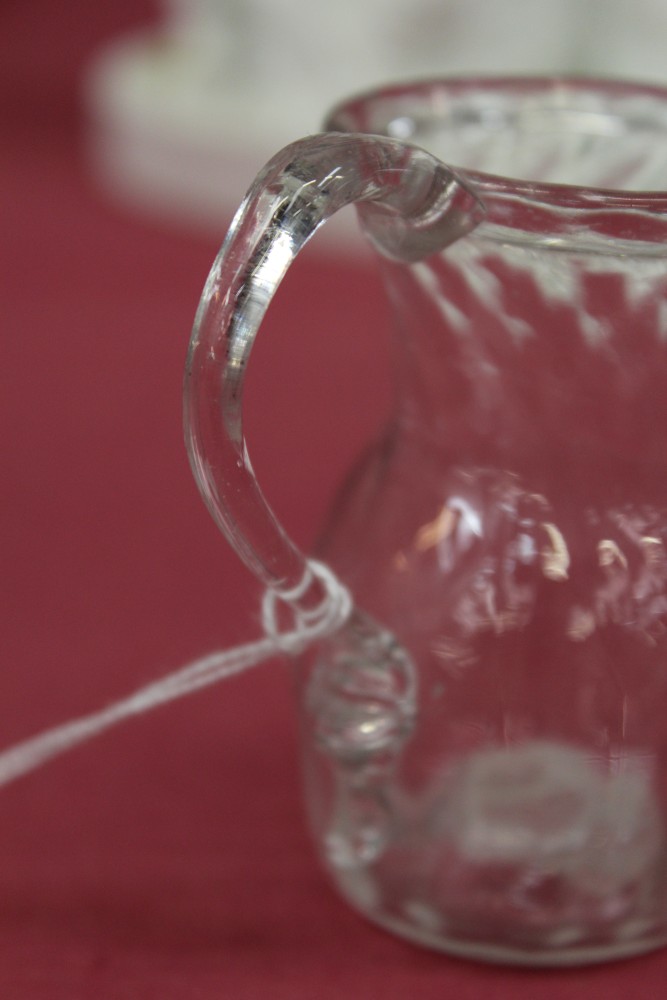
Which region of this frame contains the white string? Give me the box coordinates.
[0,560,352,790]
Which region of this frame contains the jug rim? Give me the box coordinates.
[325,75,667,215]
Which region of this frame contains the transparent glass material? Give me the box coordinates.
[185,79,667,965]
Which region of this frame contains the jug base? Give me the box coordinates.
[335,880,667,967]
[321,735,667,967]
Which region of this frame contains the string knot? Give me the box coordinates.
[261,559,353,655]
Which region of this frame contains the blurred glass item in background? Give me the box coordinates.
[83,0,667,246]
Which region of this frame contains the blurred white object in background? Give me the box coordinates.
[585,0,667,81]
[83,0,666,246]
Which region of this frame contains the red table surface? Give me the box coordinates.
[2,1,666,996]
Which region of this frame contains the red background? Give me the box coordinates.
[2,1,666,995]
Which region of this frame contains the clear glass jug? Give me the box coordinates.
[184,78,667,966]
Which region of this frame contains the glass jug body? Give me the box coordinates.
[302,79,667,965]
[185,78,667,965]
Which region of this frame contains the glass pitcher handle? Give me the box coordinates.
[184,133,483,614]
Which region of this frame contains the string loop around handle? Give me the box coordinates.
[262,559,354,654]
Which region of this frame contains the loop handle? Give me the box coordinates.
[184,133,483,615]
